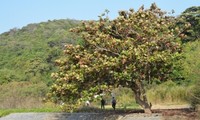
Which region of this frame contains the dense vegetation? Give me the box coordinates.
[0,19,80,85]
[0,5,199,113]
[178,6,200,107]
[0,19,81,109]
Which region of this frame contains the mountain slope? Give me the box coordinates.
[0,19,80,85]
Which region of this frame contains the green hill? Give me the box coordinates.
[0,19,80,85]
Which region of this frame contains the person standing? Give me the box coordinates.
[101,98,106,109]
[111,97,116,110]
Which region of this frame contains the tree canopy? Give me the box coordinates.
[48,3,188,113]
[178,6,200,42]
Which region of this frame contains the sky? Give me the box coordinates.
[0,0,199,34]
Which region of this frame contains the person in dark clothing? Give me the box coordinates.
[112,97,116,110]
[101,98,106,109]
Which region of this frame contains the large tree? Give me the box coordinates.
[48,4,188,113]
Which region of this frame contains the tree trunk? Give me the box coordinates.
[134,91,152,114]
[132,80,152,114]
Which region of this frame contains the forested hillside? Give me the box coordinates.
[0,19,80,85]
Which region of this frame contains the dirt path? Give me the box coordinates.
[151,104,191,109]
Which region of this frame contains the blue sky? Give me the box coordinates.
[0,0,199,34]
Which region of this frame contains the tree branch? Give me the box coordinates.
[95,46,120,56]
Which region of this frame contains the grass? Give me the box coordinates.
[147,81,189,105]
[0,107,61,118]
